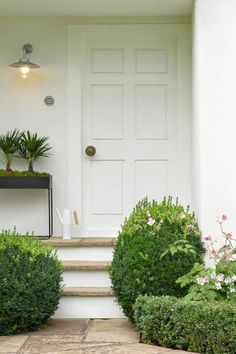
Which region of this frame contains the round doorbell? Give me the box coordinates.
[44,96,55,106]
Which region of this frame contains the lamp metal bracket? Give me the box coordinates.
[23,44,33,55]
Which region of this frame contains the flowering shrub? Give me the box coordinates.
[109,197,204,321]
[177,214,236,301]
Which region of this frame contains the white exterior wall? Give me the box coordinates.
[0,17,192,236]
[0,18,68,235]
[193,0,236,242]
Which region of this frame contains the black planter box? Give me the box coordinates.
[0,175,52,189]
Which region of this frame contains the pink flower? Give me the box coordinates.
[196,277,209,286]
[222,214,227,221]
[188,224,193,230]
[179,212,186,219]
[147,218,155,226]
[225,232,232,239]
[211,249,217,256]
[217,274,225,282]
[203,235,212,241]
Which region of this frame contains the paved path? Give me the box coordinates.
[0,319,197,354]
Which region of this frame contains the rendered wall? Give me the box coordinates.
[0,17,67,235]
[193,0,236,245]
[0,17,192,236]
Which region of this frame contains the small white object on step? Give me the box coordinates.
[56,208,79,240]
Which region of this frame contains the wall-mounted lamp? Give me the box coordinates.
[9,44,40,79]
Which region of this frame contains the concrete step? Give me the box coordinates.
[62,261,111,287]
[55,292,124,319]
[45,237,115,261]
[62,260,110,270]
[45,237,116,247]
[55,297,124,319]
[63,287,114,297]
[62,269,111,287]
[45,237,123,319]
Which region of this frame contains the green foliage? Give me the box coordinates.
[177,261,236,302]
[17,131,52,172]
[0,129,22,172]
[134,295,236,354]
[176,216,236,302]
[0,229,63,335]
[109,197,204,321]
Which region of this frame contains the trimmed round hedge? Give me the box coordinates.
[109,197,205,321]
[0,230,63,335]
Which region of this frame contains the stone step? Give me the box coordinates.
[62,261,111,287]
[62,269,111,287]
[45,237,116,247]
[54,297,125,319]
[62,260,110,271]
[45,237,115,261]
[46,237,121,318]
[63,287,114,297]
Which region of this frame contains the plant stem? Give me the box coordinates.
[28,160,34,172]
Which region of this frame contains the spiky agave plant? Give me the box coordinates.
[0,129,22,172]
[18,131,52,172]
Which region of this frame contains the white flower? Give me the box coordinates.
[146,211,151,218]
[229,254,236,261]
[196,277,209,286]
[179,212,186,219]
[232,275,236,282]
[215,282,222,290]
[217,252,225,258]
[230,287,236,293]
[224,277,233,285]
[211,272,217,280]
[147,218,155,226]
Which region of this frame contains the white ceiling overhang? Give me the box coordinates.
[0,0,193,17]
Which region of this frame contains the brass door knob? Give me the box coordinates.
[85,145,96,156]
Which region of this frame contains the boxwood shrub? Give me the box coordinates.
[134,295,236,354]
[0,229,63,335]
[109,197,204,321]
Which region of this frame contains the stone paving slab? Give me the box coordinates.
[18,335,86,353]
[25,319,88,336]
[0,319,197,354]
[84,319,139,343]
[67,343,173,354]
[19,343,196,354]
[0,335,28,353]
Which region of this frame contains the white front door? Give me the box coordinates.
[67,25,192,236]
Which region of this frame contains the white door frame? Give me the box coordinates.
[67,24,192,236]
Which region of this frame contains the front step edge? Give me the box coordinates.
[63,287,114,297]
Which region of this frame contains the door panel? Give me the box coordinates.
[91,160,123,215]
[81,37,177,235]
[135,85,167,140]
[90,85,123,140]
